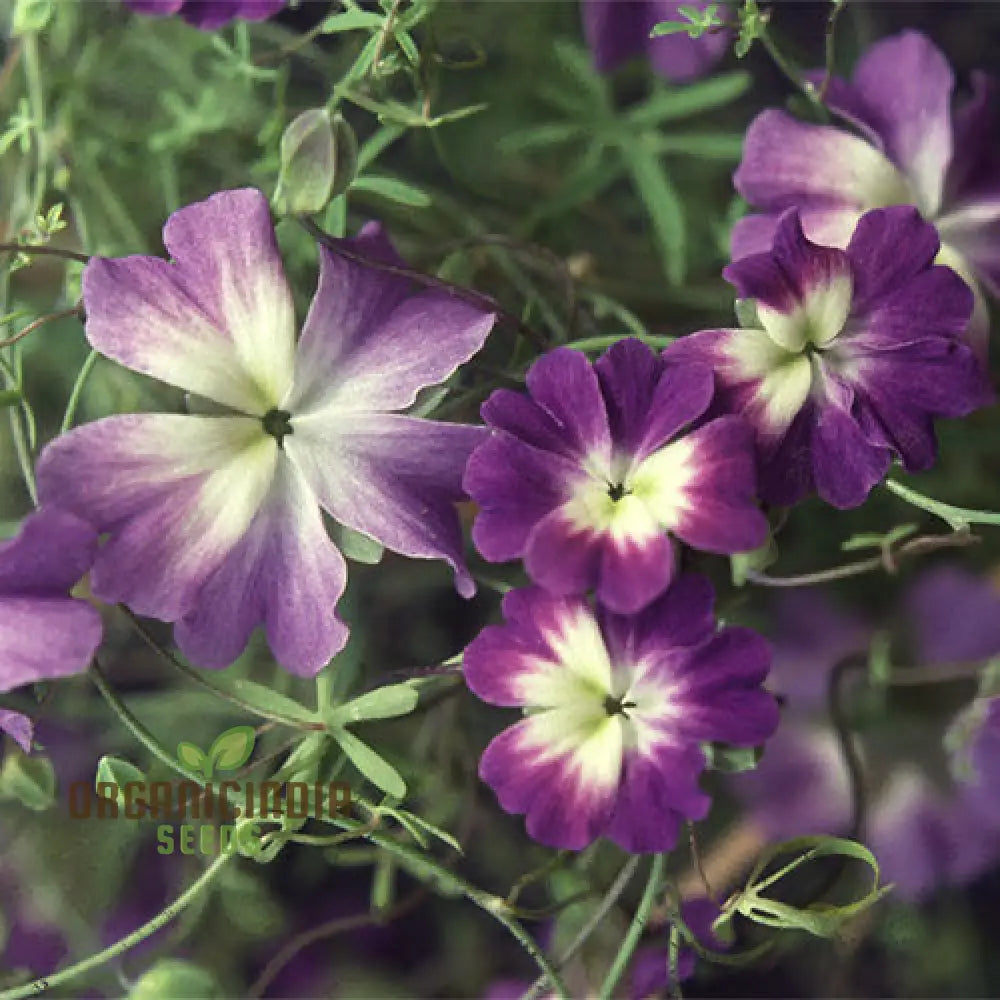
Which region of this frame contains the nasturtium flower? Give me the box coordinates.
[464,340,767,614]
[733,30,1000,355]
[582,0,729,82]
[37,189,495,677]
[463,576,778,852]
[0,508,102,694]
[122,0,285,29]
[666,206,990,509]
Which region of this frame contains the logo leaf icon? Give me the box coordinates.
[177,742,207,777]
[208,726,256,774]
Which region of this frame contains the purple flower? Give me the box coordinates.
[631,897,727,998]
[733,568,1000,900]
[463,575,778,852]
[122,0,285,29]
[0,508,102,694]
[464,340,767,614]
[37,189,495,677]
[582,0,729,82]
[666,206,989,509]
[733,31,1000,356]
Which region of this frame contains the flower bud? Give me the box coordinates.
[273,109,357,217]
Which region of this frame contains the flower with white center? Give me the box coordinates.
[37,189,495,676]
[733,30,1000,357]
[0,508,102,694]
[463,339,767,614]
[667,206,990,509]
[462,576,778,852]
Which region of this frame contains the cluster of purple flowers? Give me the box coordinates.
[733,568,1000,900]
[1,4,997,916]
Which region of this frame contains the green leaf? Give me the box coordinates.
[208,725,256,773]
[350,174,432,207]
[0,750,55,811]
[0,388,23,409]
[620,138,686,286]
[207,675,320,726]
[176,742,207,775]
[649,132,745,160]
[704,742,763,773]
[649,19,696,37]
[730,536,777,586]
[392,809,463,853]
[730,836,892,937]
[499,123,585,154]
[328,684,420,726]
[320,9,384,32]
[629,73,750,127]
[841,523,917,552]
[333,522,385,564]
[95,755,146,811]
[128,959,222,999]
[333,728,406,799]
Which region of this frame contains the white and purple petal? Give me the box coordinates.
[83,189,296,415]
[173,456,349,676]
[479,709,623,850]
[286,412,484,598]
[288,226,495,415]
[37,414,277,621]
[594,338,714,464]
[632,416,768,554]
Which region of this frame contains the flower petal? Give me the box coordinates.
[843,30,954,216]
[0,508,97,597]
[174,455,348,675]
[286,412,483,598]
[463,588,613,708]
[594,338,714,463]
[37,414,277,621]
[724,211,853,351]
[0,709,34,753]
[83,189,295,415]
[465,432,576,562]
[604,743,709,853]
[811,404,890,509]
[524,348,613,471]
[480,709,623,850]
[734,110,912,218]
[0,596,102,693]
[634,417,768,554]
[599,573,717,666]
[288,229,495,414]
[845,205,945,314]
[667,628,779,744]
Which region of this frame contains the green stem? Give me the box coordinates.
[61,348,100,433]
[521,853,641,1000]
[598,853,666,1000]
[89,658,204,783]
[563,333,675,353]
[327,815,569,999]
[0,852,231,999]
[120,606,321,730]
[667,921,683,1000]
[759,30,825,117]
[884,478,1000,530]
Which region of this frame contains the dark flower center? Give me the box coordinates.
[603,693,636,718]
[262,408,294,447]
[607,482,629,502]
